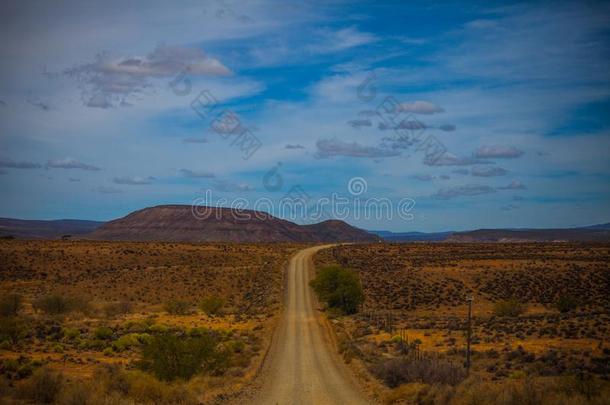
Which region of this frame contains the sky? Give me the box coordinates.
[0,0,609,232]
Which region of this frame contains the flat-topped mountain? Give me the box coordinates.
[87,205,380,243]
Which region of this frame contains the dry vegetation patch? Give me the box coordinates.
[0,240,301,403]
[315,242,610,404]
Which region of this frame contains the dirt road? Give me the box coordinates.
[251,245,369,405]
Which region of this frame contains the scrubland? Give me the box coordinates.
[314,243,610,404]
[0,240,299,404]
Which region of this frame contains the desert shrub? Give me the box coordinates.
[63,327,80,340]
[555,293,579,313]
[113,333,150,352]
[1,357,37,379]
[200,296,225,316]
[139,333,229,381]
[94,364,130,395]
[0,316,29,345]
[33,294,72,315]
[164,300,191,315]
[126,370,196,405]
[372,357,466,388]
[19,366,63,403]
[57,383,93,405]
[310,266,364,314]
[149,324,169,334]
[0,293,23,317]
[493,298,526,317]
[94,326,114,340]
[104,300,133,318]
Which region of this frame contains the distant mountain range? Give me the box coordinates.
[1,208,609,243]
[373,223,610,242]
[0,218,104,239]
[445,223,610,243]
[370,230,454,242]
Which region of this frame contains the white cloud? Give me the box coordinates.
[65,45,231,108]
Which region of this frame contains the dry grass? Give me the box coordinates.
[0,240,302,403]
[315,242,610,404]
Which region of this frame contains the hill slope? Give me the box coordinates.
[87,205,379,243]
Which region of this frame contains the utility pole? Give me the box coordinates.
[466,295,474,376]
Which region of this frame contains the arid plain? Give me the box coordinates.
[1,240,609,404]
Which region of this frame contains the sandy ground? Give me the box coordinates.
[239,245,369,405]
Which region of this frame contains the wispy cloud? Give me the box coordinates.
[65,44,231,108]
[379,119,426,131]
[471,166,508,177]
[347,119,372,128]
[46,158,100,171]
[475,145,524,159]
[306,27,378,54]
[179,169,215,178]
[424,153,487,166]
[315,138,400,159]
[0,158,41,169]
[412,174,436,181]
[113,176,154,185]
[27,97,51,111]
[399,101,444,115]
[438,124,456,132]
[285,144,305,150]
[498,180,527,190]
[432,184,497,199]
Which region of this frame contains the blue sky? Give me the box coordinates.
[1,0,609,232]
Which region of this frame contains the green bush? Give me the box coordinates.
[112,333,150,352]
[93,326,114,340]
[139,333,229,381]
[0,316,29,345]
[148,324,169,334]
[493,298,526,317]
[310,266,364,314]
[164,300,191,315]
[63,327,80,340]
[0,293,23,317]
[200,296,225,316]
[555,293,578,313]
